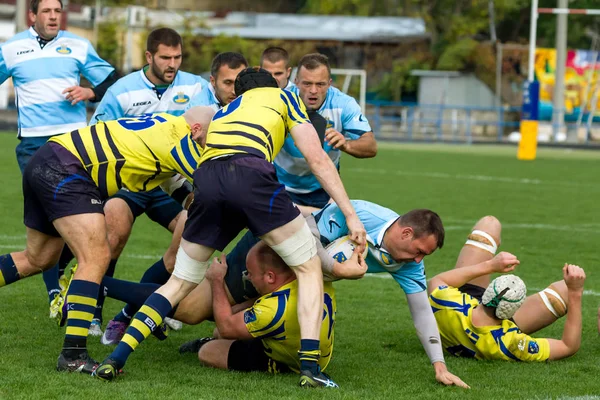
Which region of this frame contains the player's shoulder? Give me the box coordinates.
[325,86,356,107]
[353,200,397,218]
[110,70,149,93]
[430,285,463,300]
[3,29,31,45]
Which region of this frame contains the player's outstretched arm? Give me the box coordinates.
[546,264,585,360]
[206,254,253,340]
[290,123,367,250]
[427,252,519,294]
[406,291,469,389]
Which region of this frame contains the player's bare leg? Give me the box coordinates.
[454,216,501,287]
[104,198,135,260]
[197,339,234,369]
[52,213,111,373]
[1,228,64,286]
[513,280,568,335]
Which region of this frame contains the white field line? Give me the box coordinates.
[363,274,600,297]
[348,167,599,190]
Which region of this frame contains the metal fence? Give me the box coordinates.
[366,101,600,145]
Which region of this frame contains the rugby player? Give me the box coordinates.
[274,53,377,208]
[0,0,116,307]
[428,216,585,361]
[0,106,215,374]
[181,243,336,382]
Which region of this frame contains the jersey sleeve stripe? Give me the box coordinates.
[179,136,200,173]
[189,136,202,158]
[71,129,93,172]
[169,147,194,179]
[282,90,309,120]
[90,125,109,198]
[279,94,299,122]
[103,124,124,189]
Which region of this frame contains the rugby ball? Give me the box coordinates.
[325,236,369,263]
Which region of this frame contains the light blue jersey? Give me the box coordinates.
[91,69,207,122]
[185,83,223,112]
[0,28,114,137]
[313,200,426,294]
[274,86,371,194]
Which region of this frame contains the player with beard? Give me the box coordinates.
[52,28,208,337]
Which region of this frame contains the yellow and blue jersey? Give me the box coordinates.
[49,113,201,198]
[200,87,311,164]
[429,286,550,361]
[244,281,336,373]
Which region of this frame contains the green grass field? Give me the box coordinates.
[0,134,599,400]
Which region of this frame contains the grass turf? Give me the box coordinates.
[0,135,599,399]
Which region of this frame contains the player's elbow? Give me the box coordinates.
[215,322,238,340]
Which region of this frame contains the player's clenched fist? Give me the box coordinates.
[490,251,519,274]
[563,263,585,291]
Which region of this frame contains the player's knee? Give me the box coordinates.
[537,281,568,318]
[25,249,59,271]
[197,342,220,368]
[270,222,317,268]
[172,246,210,284]
[466,216,501,255]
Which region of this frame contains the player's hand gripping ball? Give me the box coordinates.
[326,236,369,263]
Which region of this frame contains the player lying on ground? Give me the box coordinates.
[179,242,337,382]
[97,200,468,388]
[0,106,214,374]
[428,215,585,361]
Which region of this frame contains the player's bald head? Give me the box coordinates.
[247,242,291,275]
[183,106,215,127]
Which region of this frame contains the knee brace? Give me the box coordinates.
[537,284,567,318]
[172,246,210,284]
[270,222,317,267]
[465,229,498,255]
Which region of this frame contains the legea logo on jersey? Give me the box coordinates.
[326,119,334,129]
[173,92,190,104]
[56,44,72,54]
